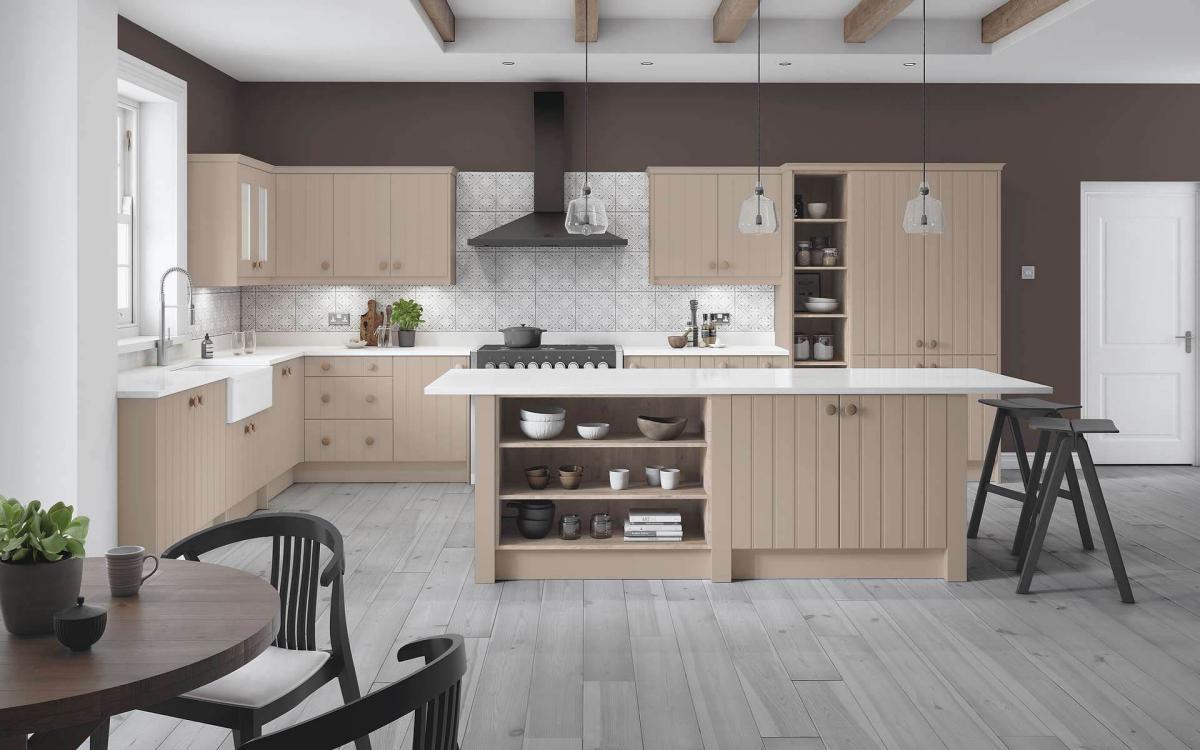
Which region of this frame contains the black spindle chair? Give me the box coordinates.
[139,513,369,749]
[242,635,467,750]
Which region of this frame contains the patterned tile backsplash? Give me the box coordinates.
[203,172,774,337]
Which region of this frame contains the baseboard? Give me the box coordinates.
[293,461,470,483]
[999,451,1083,470]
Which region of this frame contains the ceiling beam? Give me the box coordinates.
[713,0,757,43]
[981,0,1071,43]
[574,0,598,42]
[843,0,914,43]
[417,0,455,42]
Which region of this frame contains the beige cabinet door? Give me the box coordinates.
[276,174,334,277]
[390,173,454,282]
[717,173,785,281]
[649,173,719,282]
[393,357,469,462]
[157,390,197,547]
[923,170,1001,356]
[333,174,391,277]
[237,165,275,278]
[192,382,227,532]
[271,361,305,474]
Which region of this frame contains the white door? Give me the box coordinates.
[1082,183,1199,464]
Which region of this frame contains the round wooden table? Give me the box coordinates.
[0,558,278,749]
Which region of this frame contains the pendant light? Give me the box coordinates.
[902,0,945,235]
[565,0,610,236]
[737,0,778,235]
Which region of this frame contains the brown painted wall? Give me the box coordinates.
[117,17,239,153]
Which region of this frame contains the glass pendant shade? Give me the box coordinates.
[902,182,945,235]
[564,186,610,235]
[737,185,779,235]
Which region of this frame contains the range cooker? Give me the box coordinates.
[471,344,622,370]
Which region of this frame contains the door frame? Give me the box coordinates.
[1079,181,1200,465]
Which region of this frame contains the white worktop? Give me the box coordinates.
[424,368,1051,397]
[622,345,790,357]
[117,344,475,399]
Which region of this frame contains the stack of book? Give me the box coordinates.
[624,508,683,542]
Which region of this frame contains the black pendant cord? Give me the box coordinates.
[921,0,927,187]
[756,0,762,191]
[583,0,590,197]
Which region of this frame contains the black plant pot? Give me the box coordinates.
[396,329,415,347]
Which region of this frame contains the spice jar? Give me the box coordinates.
[560,514,581,540]
[590,513,612,539]
[822,248,841,267]
[814,334,835,361]
[794,334,811,361]
[795,241,812,267]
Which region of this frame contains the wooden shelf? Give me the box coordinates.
[499,433,707,449]
[794,218,848,224]
[500,481,706,501]
[795,266,846,271]
[499,527,709,550]
[794,313,847,318]
[793,360,848,367]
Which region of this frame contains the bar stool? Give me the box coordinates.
[1017,417,1134,603]
[967,398,1093,557]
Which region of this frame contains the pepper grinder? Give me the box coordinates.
[689,299,699,348]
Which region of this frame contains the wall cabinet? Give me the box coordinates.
[188,154,277,287]
[333,174,392,277]
[393,357,469,463]
[390,173,455,283]
[648,168,786,285]
[729,394,967,551]
[276,174,334,277]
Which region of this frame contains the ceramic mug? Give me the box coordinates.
[660,468,681,490]
[106,546,159,597]
[645,466,666,486]
[609,468,630,490]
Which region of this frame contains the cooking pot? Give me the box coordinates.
[500,324,545,348]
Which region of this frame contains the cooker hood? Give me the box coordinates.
[468,92,626,248]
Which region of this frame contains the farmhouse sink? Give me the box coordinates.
[176,364,273,423]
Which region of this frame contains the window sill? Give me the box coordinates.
[117,335,186,355]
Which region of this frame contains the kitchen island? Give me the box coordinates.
[426,368,1050,583]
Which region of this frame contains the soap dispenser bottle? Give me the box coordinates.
[200,333,214,359]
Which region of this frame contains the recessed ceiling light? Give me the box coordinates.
[640,61,654,66]
[501,61,516,66]
[903,61,918,67]
[778,61,792,66]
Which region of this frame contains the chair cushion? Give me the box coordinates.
[183,646,330,709]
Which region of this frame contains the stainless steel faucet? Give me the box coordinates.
[157,266,196,366]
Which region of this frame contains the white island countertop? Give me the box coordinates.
[425,367,1051,397]
[622,345,790,357]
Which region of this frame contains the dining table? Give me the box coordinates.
[0,558,279,750]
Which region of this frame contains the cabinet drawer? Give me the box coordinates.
[305,376,393,419]
[304,356,391,377]
[305,420,394,462]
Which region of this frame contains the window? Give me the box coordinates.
[116,100,137,326]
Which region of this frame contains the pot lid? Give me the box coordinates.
[55,596,106,622]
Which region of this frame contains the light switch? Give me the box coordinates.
[711,312,731,325]
[1021,266,1036,280]
[328,312,351,326]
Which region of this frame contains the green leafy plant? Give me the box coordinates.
[0,497,89,563]
[390,298,425,331]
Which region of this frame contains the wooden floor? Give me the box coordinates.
[103,466,1200,750]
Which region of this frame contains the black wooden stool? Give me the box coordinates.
[1017,418,1134,603]
[967,398,1093,558]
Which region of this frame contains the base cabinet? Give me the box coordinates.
[393,357,469,463]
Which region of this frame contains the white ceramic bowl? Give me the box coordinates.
[805,300,840,313]
[576,422,610,440]
[520,419,565,440]
[807,297,838,303]
[520,405,567,423]
[807,203,829,219]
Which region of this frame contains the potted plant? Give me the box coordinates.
[0,497,89,635]
[390,298,424,348]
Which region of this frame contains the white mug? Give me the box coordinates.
[609,468,630,490]
[645,466,665,486]
[660,468,681,490]
[106,545,159,597]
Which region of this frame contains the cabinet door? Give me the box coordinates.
[848,170,925,357]
[393,357,469,462]
[276,174,334,277]
[192,382,227,531]
[717,173,785,281]
[333,174,391,277]
[923,171,1000,356]
[649,173,719,281]
[390,173,454,282]
[238,165,275,278]
[272,362,305,474]
[157,390,197,548]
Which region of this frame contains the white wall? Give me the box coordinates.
[0,0,118,548]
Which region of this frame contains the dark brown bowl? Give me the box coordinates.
[559,473,583,490]
[637,416,688,441]
[526,474,550,490]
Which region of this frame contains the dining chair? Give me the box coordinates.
[131,512,369,749]
[241,634,467,750]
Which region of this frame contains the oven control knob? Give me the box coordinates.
[567,361,580,369]
[554,361,567,369]
[498,362,511,369]
[598,362,610,369]
[540,361,554,370]
[483,362,496,369]
[513,361,526,369]
[583,361,596,369]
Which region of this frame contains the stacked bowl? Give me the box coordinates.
[520,405,566,440]
[512,501,556,539]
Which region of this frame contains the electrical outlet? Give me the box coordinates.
[1021,265,1036,280]
[711,312,731,325]
[328,312,351,327]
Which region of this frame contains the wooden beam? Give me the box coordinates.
[713,0,757,44]
[574,0,598,42]
[981,0,1071,43]
[418,0,455,42]
[843,0,915,43]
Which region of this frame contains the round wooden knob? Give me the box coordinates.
[197,395,204,406]
[250,422,256,432]
[393,261,402,270]
[321,362,331,371]
[708,262,717,270]
[368,363,377,371]
[366,394,376,403]
[321,436,331,446]
[825,404,838,416]
[379,261,388,270]
[719,362,729,368]
[930,363,939,368]
[365,436,375,446]
[915,339,924,348]
[188,397,196,408]
[763,362,772,368]
[244,424,252,435]
[845,403,858,416]
[917,362,925,368]
[321,261,331,270]
[321,393,331,403]
[721,261,731,269]
[928,339,938,349]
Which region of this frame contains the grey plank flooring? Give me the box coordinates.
[102,467,1200,749]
